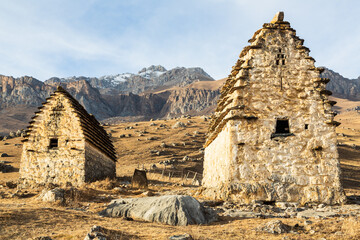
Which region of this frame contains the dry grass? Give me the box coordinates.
[0,98,360,239]
[341,217,360,238]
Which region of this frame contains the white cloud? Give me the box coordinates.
[0,0,358,80]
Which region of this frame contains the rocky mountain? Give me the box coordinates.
[44,65,213,95]
[0,66,217,134]
[323,68,360,100]
[160,87,221,118]
[1,65,359,135]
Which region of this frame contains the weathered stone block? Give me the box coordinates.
[131,169,148,189]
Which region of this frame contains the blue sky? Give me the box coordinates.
[0,0,359,80]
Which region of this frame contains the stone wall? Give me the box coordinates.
[20,89,116,187]
[84,142,116,182]
[20,94,86,186]
[203,13,345,205]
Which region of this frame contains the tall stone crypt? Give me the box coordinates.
[20,86,116,186]
[203,12,345,204]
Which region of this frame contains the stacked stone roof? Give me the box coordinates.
[23,86,117,161]
[205,12,338,148]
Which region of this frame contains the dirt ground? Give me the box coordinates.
[1,102,360,239]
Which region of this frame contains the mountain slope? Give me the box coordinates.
[0,66,216,133]
[323,68,360,100]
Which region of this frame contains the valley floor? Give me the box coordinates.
[0,116,360,239]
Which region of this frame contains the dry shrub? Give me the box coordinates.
[88,177,117,190]
[61,187,100,206]
[341,217,360,237]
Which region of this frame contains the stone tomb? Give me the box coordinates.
[203,12,345,204]
[20,86,116,186]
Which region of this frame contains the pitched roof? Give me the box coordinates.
[23,86,117,162]
[204,12,329,148]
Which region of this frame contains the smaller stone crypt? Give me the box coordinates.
[20,86,116,186]
[202,12,345,205]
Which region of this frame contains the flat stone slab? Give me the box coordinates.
[100,195,217,226]
[297,209,339,219]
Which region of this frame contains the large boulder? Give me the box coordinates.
[100,195,217,226]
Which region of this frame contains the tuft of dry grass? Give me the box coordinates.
[88,177,118,190]
[341,217,360,237]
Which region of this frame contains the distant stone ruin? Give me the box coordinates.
[203,12,345,205]
[20,86,116,187]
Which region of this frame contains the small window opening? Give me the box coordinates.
[305,124,309,130]
[275,49,285,66]
[49,138,58,149]
[263,200,276,206]
[275,119,290,134]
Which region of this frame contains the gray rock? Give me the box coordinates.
[304,220,313,226]
[84,225,107,240]
[172,121,186,129]
[297,209,339,219]
[257,220,291,234]
[39,188,65,202]
[224,210,257,218]
[169,233,192,240]
[100,195,217,226]
[16,130,22,137]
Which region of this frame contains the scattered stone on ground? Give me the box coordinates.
[256,220,292,234]
[0,162,13,173]
[84,225,125,240]
[33,237,53,240]
[172,121,186,129]
[38,188,65,202]
[84,225,107,240]
[212,201,360,220]
[100,195,218,226]
[169,233,193,240]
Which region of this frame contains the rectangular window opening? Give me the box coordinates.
[305,124,309,130]
[276,59,279,65]
[49,138,58,149]
[275,119,290,134]
[282,59,285,65]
